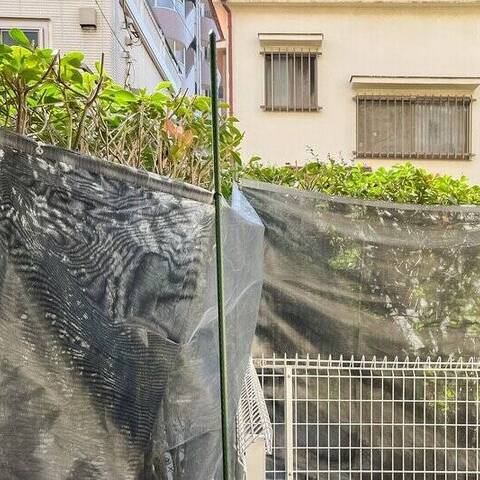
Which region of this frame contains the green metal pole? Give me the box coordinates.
[210,30,230,480]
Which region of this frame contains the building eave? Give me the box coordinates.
[350,75,480,89]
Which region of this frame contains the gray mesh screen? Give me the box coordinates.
[241,179,480,358]
[0,129,264,480]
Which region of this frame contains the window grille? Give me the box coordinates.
[263,49,318,112]
[255,355,480,479]
[355,95,472,159]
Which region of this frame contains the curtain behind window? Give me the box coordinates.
[265,52,316,111]
[357,97,470,158]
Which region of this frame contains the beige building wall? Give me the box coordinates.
[229,1,480,183]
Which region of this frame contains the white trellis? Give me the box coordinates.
[254,355,480,480]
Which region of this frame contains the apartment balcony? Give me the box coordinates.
[186,44,196,73]
[151,0,194,48]
[123,0,182,90]
[201,60,211,89]
[182,64,196,92]
[185,0,196,16]
[185,3,196,34]
[200,15,217,42]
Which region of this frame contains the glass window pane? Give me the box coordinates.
[265,52,317,111]
[356,96,470,158]
[0,28,39,46]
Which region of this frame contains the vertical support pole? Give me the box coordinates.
[210,30,230,480]
[285,365,294,479]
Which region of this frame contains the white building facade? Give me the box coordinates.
[0,0,220,93]
[225,0,480,183]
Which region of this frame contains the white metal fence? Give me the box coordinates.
[254,355,480,480]
[237,359,273,469]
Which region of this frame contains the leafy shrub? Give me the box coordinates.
[242,157,480,205]
[0,29,243,195]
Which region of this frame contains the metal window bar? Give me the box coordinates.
[355,95,473,160]
[255,355,480,480]
[263,49,319,112]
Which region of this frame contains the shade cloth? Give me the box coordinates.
[0,129,264,480]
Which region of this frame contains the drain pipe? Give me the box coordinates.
[221,0,234,115]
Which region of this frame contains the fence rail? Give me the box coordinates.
[254,355,480,480]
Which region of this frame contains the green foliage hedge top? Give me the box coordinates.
[2,29,480,205]
[242,159,480,205]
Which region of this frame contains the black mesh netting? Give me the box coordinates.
[242,179,480,478]
[0,129,264,480]
[241,179,480,358]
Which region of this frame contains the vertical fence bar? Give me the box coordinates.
[364,98,367,157]
[277,49,281,110]
[401,97,404,158]
[285,365,294,479]
[308,51,311,112]
[209,31,230,480]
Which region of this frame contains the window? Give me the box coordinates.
[264,51,318,112]
[356,95,472,159]
[0,28,40,46]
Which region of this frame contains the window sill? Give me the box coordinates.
[354,152,473,161]
[261,105,322,112]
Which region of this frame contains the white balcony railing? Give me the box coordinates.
[124,0,183,90]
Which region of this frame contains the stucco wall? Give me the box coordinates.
[230,3,480,182]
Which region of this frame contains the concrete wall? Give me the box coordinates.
[229,1,480,182]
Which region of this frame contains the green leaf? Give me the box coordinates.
[155,81,172,91]
[150,91,168,107]
[0,44,12,55]
[114,90,137,104]
[70,69,84,85]
[9,29,32,49]
[62,51,84,67]
[193,96,210,112]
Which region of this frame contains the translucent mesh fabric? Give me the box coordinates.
[242,179,480,478]
[241,179,480,358]
[0,129,263,480]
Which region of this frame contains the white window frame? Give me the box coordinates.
[0,18,50,48]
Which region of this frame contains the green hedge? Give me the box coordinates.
[242,158,480,206]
